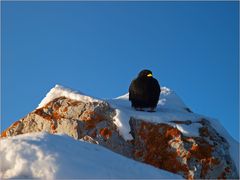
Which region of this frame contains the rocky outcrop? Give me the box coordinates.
[1,96,239,179]
[1,96,132,158]
[130,118,238,179]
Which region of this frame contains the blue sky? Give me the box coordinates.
[1,2,239,141]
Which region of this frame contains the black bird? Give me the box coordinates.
[129,70,161,112]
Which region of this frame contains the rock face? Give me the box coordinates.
[130,118,238,179]
[2,97,132,158]
[1,95,239,179]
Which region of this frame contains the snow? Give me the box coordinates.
[107,87,205,140]
[171,123,203,137]
[0,133,182,179]
[38,84,102,108]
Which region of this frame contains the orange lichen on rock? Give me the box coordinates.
[200,157,220,177]
[1,121,22,138]
[53,102,61,111]
[187,174,194,180]
[190,140,213,159]
[35,109,52,120]
[81,111,103,121]
[35,108,62,121]
[186,133,220,178]
[190,144,199,151]
[1,130,7,138]
[81,111,104,130]
[52,112,61,120]
[134,150,144,158]
[63,107,68,112]
[12,121,20,127]
[134,122,189,176]
[99,127,112,140]
[165,128,181,139]
[50,121,57,133]
[51,122,56,131]
[131,120,226,179]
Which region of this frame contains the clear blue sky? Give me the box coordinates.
[1,2,239,141]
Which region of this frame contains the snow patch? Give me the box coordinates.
[172,123,202,137]
[0,133,182,179]
[38,85,102,108]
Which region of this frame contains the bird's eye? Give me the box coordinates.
[147,73,152,77]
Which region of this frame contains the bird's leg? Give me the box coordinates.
[147,108,156,112]
[135,107,144,111]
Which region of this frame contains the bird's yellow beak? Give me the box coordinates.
[147,73,153,77]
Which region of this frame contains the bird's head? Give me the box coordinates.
[138,69,153,78]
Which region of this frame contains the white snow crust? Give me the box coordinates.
[38,84,102,108]
[0,133,182,179]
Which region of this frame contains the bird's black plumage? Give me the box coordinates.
[129,70,161,111]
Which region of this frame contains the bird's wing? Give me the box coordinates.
[153,78,161,96]
[128,79,137,100]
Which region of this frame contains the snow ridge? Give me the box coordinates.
[38,84,102,108]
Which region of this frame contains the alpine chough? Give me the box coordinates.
[129,70,161,111]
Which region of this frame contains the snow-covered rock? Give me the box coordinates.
[1,84,239,179]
